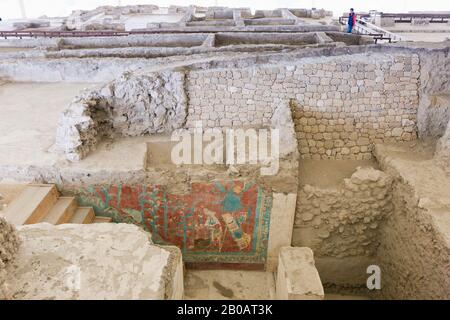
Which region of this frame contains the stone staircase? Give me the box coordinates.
[0,184,111,226]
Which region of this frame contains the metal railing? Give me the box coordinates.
[339,16,405,43]
[376,13,450,23]
[0,30,136,39]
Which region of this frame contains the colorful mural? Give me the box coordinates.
[73,181,272,265]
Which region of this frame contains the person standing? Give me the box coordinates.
[347,8,356,33]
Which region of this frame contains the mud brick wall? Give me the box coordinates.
[185,53,420,160]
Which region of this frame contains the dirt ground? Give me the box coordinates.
[0,184,26,207]
[299,159,378,188]
[184,270,276,300]
[184,269,370,300]
[0,47,33,52]
[0,82,97,167]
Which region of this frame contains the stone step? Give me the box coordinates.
[41,197,77,225]
[0,184,59,226]
[93,216,113,223]
[69,207,95,224]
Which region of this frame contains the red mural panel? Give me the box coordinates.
[75,181,272,266]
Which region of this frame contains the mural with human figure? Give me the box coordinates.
[72,181,272,266]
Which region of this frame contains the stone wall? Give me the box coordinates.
[59,34,209,49]
[291,54,419,160]
[53,51,421,161]
[186,53,419,159]
[0,57,153,83]
[56,70,187,161]
[292,167,393,287]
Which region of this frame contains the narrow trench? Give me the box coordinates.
[297,158,379,300]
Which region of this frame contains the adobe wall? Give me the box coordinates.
[375,180,450,299]
[373,144,450,299]
[436,120,450,161]
[416,49,450,138]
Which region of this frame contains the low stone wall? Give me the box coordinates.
[244,18,296,26]
[254,10,282,19]
[325,32,374,45]
[0,57,154,83]
[59,34,209,49]
[213,32,317,46]
[292,167,393,287]
[187,20,235,27]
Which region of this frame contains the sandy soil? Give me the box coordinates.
[0,184,26,207]
[401,33,449,42]
[0,47,33,52]
[147,140,179,168]
[387,24,450,32]
[299,159,379,188]
[376,139,436,162]
[0,82,97,167]
[325,293,370,300]
[184,270,276,300]
[183,269,370,300]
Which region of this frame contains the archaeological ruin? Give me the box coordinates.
[0,4,449,301]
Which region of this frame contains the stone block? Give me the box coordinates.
[276,247,324,300]
[4,223,183,300]
[267,194,297,271]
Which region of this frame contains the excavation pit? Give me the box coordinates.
[214,32,318,47]
[0,5,449,300]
